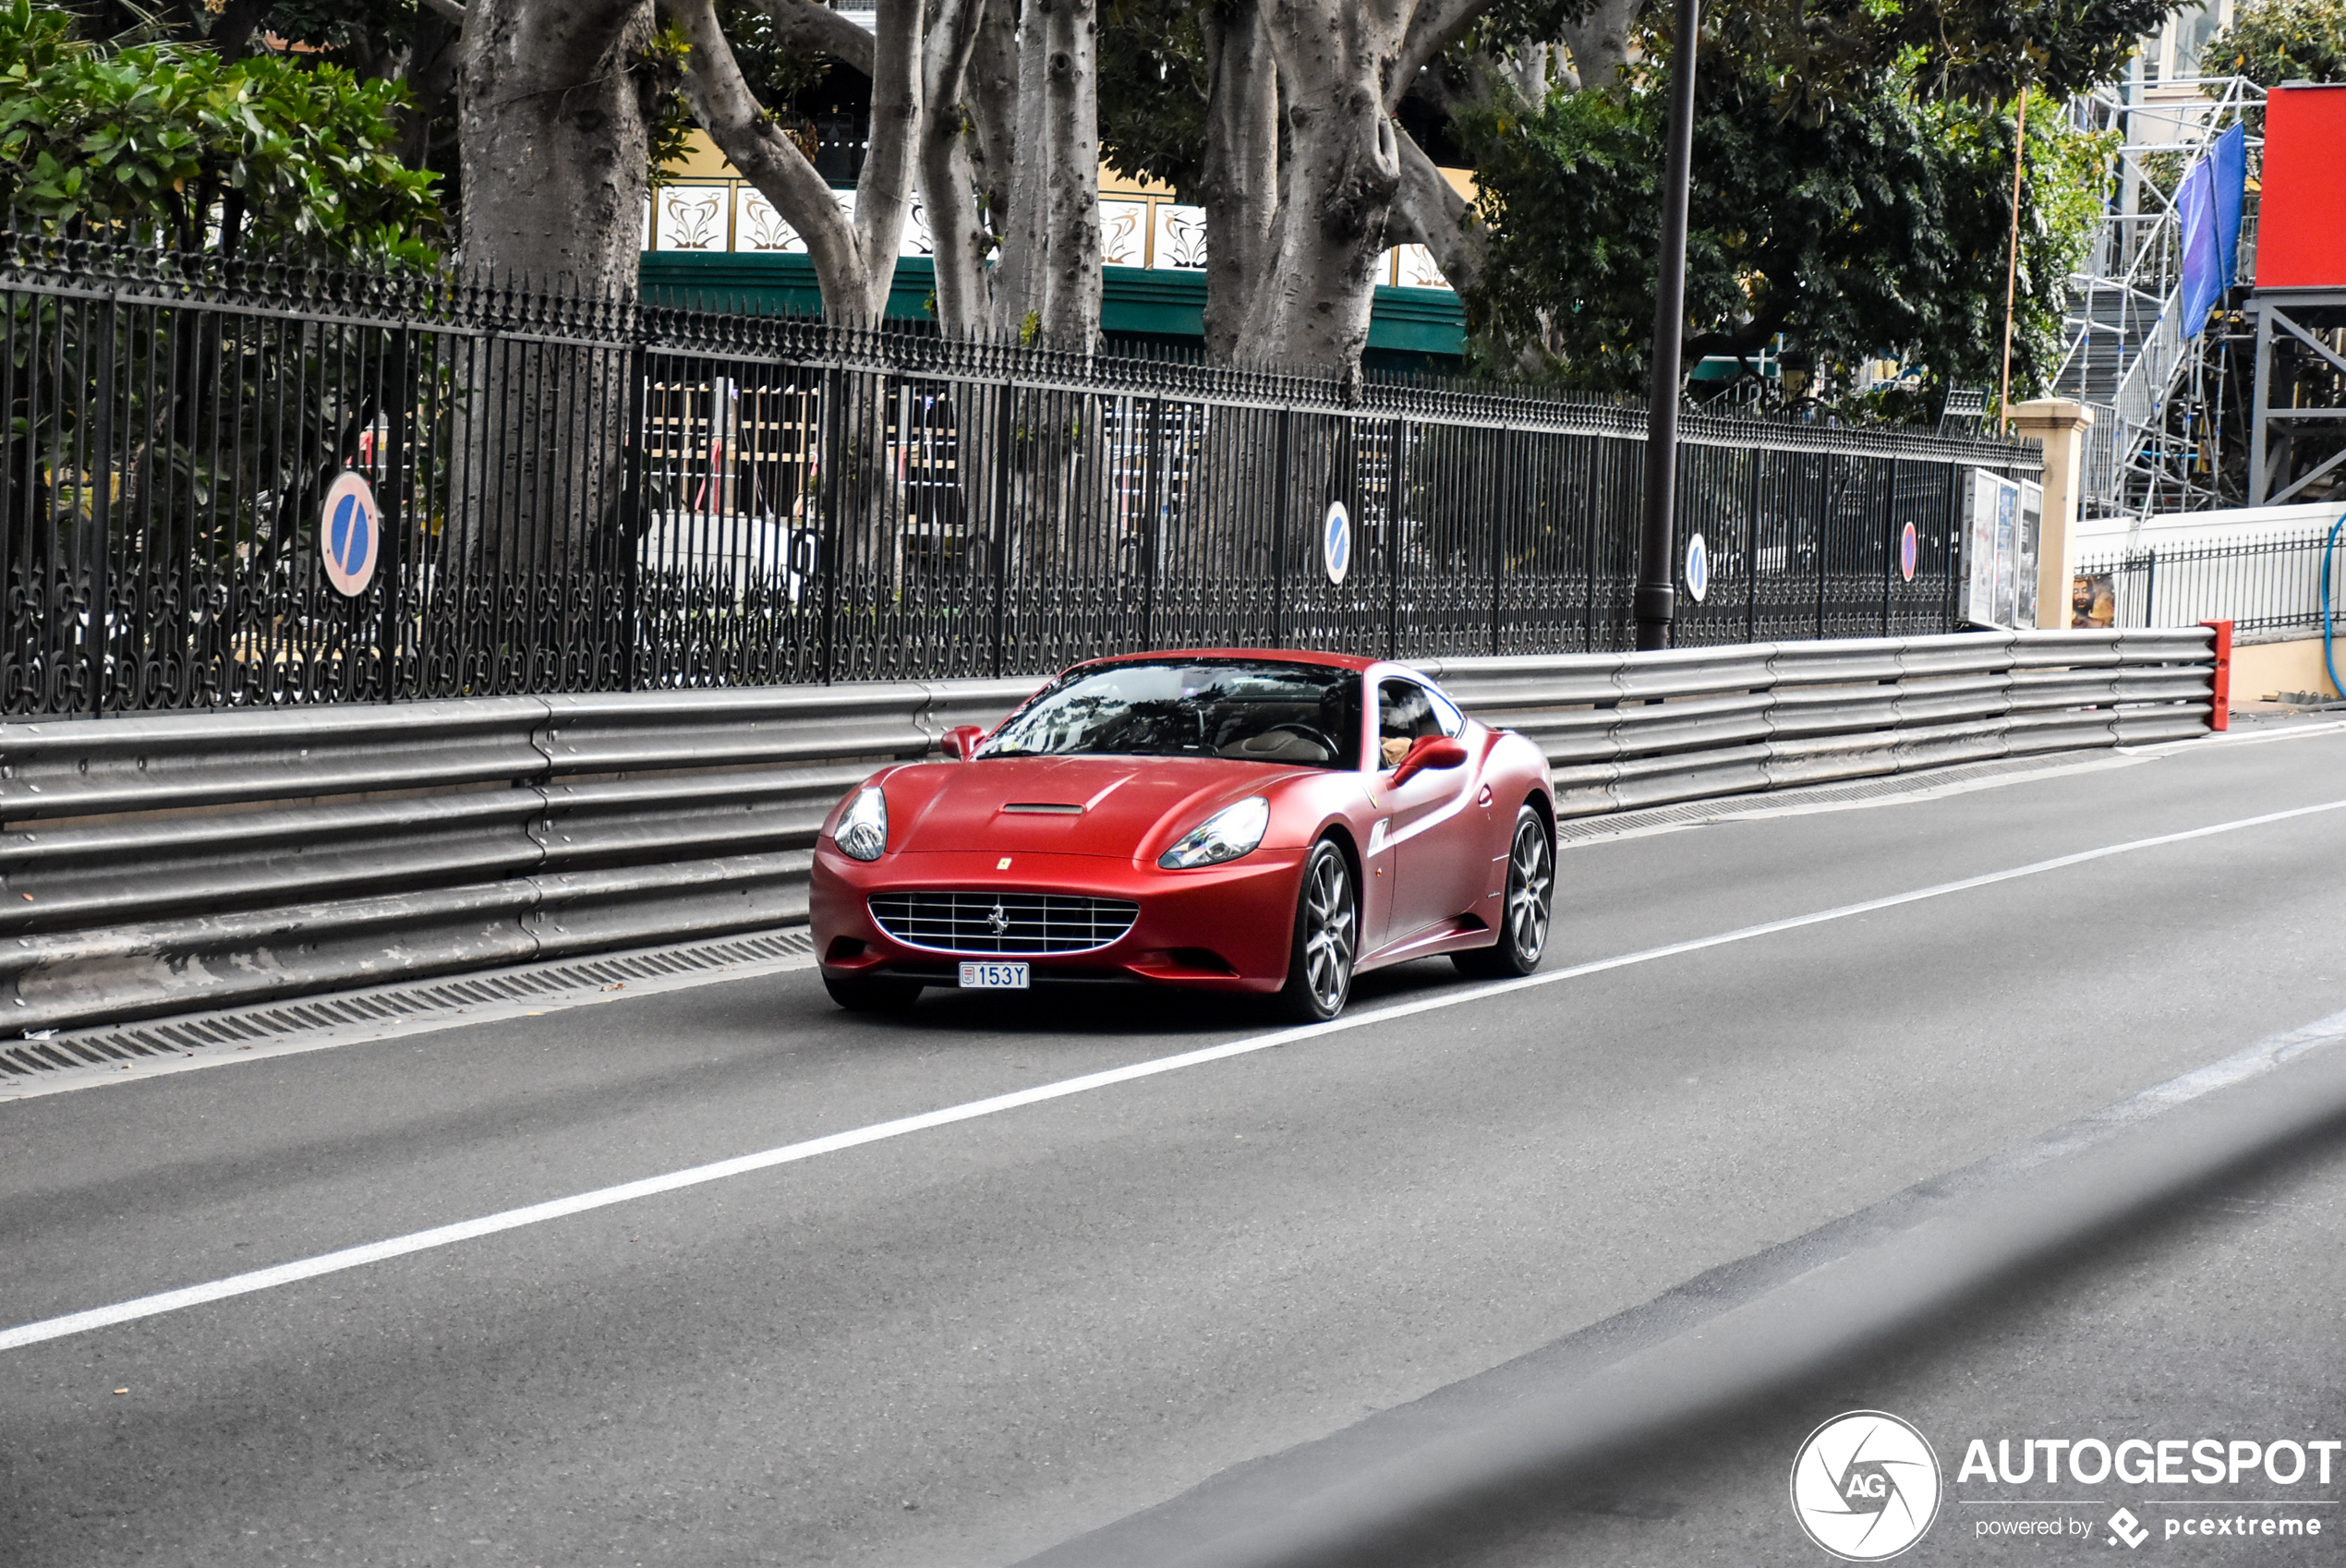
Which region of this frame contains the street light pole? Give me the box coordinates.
[1634,0,1700,652]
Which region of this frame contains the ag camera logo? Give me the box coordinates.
[1791,1410,1943,1561]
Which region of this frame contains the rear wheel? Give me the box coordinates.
[823,973,924,1013]
[1453,805,1554,979]
[1276,839,1357,1021]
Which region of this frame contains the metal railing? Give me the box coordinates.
[2077,527,2344,634]
[0,630,2213,1034]
[0,232,2041,718]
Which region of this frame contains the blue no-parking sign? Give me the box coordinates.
[1322,500,1350,585]
[320,471,381,597]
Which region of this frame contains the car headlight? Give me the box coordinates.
[1158,796,1271,869]
[834,785,888,861]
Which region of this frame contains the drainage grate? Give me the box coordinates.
[0,927,815,1081]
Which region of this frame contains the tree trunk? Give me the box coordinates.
[747,0,878,66]
[856,0,925,317]
[988,2,1049,339]
[986,0,1100,348]
[920,0,993,335]
[1252,0,1403,379]
[666,0,940,323]
[665,0,885,319]
[921,107,990,334]
[1556,0,1640,91]
[1199,1,1279,364]
[1391,127,1485,297]
[458,0,656,288]
[1192,0,1500,378]
[453,1,654,586]
[1034,0,1101,348]
[967,0,1020,241]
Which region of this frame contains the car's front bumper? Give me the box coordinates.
[811,845,1308,994]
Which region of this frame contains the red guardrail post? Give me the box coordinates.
[2200,619,2232,731]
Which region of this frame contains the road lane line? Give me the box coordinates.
[6,792,2344,1354]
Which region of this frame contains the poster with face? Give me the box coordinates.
[2072,573,2117,628]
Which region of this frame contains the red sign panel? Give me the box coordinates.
[2255,84,2346,289]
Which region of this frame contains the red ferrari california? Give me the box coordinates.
[810,650,1556,1019]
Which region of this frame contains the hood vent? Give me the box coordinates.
[1000,802,1084,814]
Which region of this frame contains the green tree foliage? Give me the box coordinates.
[0,0,440,265]
[1096,0,1208,192]
[1718,0,2183,114]
[2205,0,2346,86]
[260,0,438,68]
[1462,14,2120,410]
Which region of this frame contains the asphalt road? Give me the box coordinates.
[6,719,2346,1568]
[1433,1123,2346,1568]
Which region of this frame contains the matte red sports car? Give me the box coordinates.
[810,650,1556,1019]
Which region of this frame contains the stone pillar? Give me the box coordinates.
[2007,399,2096,630]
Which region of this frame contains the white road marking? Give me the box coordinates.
[5,793,2345,1354]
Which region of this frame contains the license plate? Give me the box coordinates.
[959,961,1030,990]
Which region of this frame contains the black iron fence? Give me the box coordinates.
[0,233,2042,716]
[2075,526,2344,633]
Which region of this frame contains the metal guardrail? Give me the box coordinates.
[0,631,2214,1032]
[1427,627,2215,816]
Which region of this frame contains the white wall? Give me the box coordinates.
[2077,500,2346,551]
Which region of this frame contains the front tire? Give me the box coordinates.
[1276,839,1357,1021]
[1453,804,1554,979]
[823,973,924,1013]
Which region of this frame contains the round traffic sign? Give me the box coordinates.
[1685,531,1710,603]
[320,470,381,597]
[1322,500,1351,585]
[1899,521,1918,583]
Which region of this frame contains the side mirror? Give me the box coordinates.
[941,724,989,761]
[1390,735,1467,787]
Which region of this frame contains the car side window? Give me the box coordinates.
[1424,686,1465,737]
[1377,679,1442,770]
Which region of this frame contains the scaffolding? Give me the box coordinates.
[2053,74,2263,523]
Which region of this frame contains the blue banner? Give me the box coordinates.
[2177,122,2249,339]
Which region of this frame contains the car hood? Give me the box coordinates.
[885,754,1300,860]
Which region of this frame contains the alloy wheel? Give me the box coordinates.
[1504,812,1554,964]
[1297,844,1356,1015]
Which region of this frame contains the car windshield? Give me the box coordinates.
[980,660,1363,768]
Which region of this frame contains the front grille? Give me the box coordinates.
[868,890,1141,955]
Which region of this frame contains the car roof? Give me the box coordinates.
[1064,647,1385,676]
